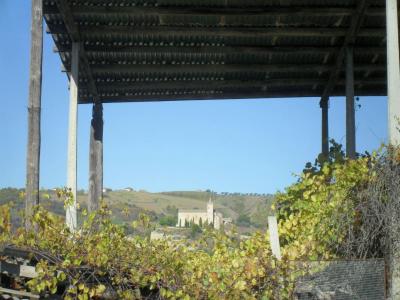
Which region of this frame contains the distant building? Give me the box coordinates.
[176,199,225,230]
[222,217,233,224]
[103,188,112,193]
[122,187,134,192]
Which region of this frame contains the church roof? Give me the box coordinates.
[178,209,207,213]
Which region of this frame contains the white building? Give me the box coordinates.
[176,199,224,230]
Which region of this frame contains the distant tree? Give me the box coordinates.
[159,215,178,226]
[236,214,251,227]
[251,205,270,228]
[0,188,22,205]
[165,205,178,215]
[199,217,203,227]
[190,223,202,239]
[233,200,245,213]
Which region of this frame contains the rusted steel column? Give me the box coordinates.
[66,42,79,231]
[88,102,103,213]
[26,0,43,229]
[346,46,356,159]
[320,97,329,159]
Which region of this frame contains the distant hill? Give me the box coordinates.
[0,188,274,231]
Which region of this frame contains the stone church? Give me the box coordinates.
[176,199,223,230]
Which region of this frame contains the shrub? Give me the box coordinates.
[159,215,178,227]
[275,141,374,260]
[236,214,251,227]
[189,223,202,239]
[1,189,301,299]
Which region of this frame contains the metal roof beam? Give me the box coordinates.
[78,78,385,92]
[53,45,386,55]
[43,4,387,17]
[78,89,386,104]
[321,0,370,101]
[48,25,384,38]
[65,63,385,75]
[54,0,99,102]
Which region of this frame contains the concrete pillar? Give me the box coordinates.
[26,0,43,229]
[387,0,400,145]
[386,1,400,297]
[66,42,79,231]
[268,216,282,260]
[88,102,103,213]
[346,46,356,159]
[320,97,329,158]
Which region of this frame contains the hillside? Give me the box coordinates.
[0,188,274,231]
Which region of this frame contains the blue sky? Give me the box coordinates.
[0,1,388,194]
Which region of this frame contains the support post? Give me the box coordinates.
[88,102,103,213]
[26,0,43,229]
[268,216,282,260]
[386,1,400,298]
[387,0,400,145]
[320,97,329,159]
[346,46,356,159]
[66,42,79,231]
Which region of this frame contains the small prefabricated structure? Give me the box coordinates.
[25,0,400,296]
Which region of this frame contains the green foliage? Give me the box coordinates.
[1,190,301,299]
[232,198,246,213]
[6,140,384,298]
[236,214,252,227]
[0,203,11,242]
[0,188,23,205]
[250,199,274,228]
[161,191,210,200]
[159,215,178,226]
[190,223,202,239]
[275,141,374,260]
[0,188,272,232]
[164,204,178,215]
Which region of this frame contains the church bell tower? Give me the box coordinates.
[207,198,214,225]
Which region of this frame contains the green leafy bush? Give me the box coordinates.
[3,142,390,299]
[275,141,374,260]
[159,215,178,226]
[0,189,301,299]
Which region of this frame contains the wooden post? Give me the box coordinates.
[320,97,329,159]
[88,102,103,213]
[66,42,79,231]
[26,0,43,229]
[346,46,356,159]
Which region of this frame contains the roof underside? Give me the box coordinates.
[43,0,389,104]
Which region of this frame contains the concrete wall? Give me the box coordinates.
[177,212,208,227]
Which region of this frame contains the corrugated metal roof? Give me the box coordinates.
[43,0,388,103]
